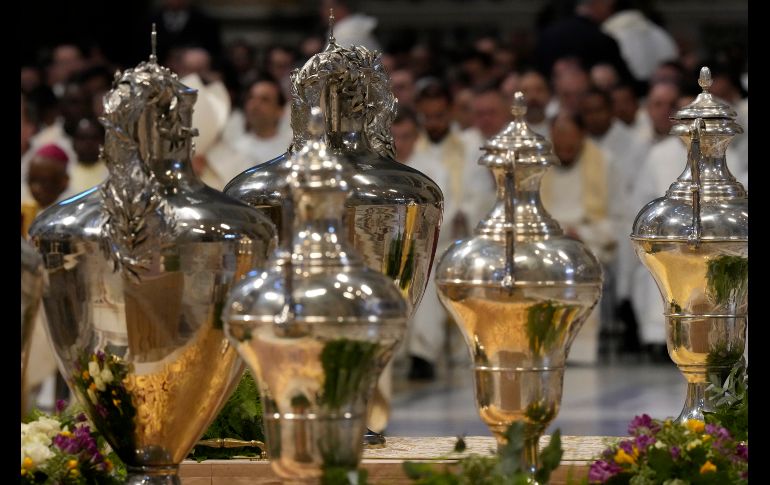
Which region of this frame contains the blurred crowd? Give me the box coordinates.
[21,0,748,398]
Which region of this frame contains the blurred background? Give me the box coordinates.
[21,0,748,438]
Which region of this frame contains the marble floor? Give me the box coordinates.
[387,362,686,438]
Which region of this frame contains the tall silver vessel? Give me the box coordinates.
[226,18,442,319]
[21,237,45,414]
[224,17,443,439]
[224,108,408,482]
[631,67,748,423]
[28,32,275,485]
[435,93,602,481]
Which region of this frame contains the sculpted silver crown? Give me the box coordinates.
[29,27,275,485]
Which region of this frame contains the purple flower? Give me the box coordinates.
[670,446,681,460]
[95,403,109,418]
[736,443,748,461]
[618,440,634,455]
[705,424,731,441]
[76,413,88,422]
[628,414,660,435]
[635,434,656,452]
[55,399,68,413]
[96,350,106,363]
[588,460,623,483]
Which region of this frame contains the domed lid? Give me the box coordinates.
[669,67,743,137]
[481,92,559,167]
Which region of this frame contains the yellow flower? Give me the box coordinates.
[59,430,72,438]
[67,459,78,469]
[22,457,34,470]
[20,469,26,476]
[700,461,717,474]
[69,468,80,477]
[702,434,711,442]
[89,382,97,391]
[614,448,636,465]
[113,398,122,407]
[82,370,90,380]
[104,458,113,472]
[686,419,705,434]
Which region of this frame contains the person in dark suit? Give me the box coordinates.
[150,0,223,66]
[534,0,636,89]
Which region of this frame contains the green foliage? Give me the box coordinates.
[320,339,380,409]
[188,371,264,460]
[384,232,416,290]
[526,300,574,356]
[321,466,369,485]
[403,422,563,484]
[705,358,748,442]
[705,255,748,306]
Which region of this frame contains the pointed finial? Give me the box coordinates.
[698,66,712,93]
[309,106,324,139]
[328,8,336,44]
[149,23,158,63]
[511,91,527,119]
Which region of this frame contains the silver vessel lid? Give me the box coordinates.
[669,67,743,137]
[480,92,559,167]
[631,66,747,244]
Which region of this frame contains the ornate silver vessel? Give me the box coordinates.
[630,67,747,423]
[224,108,408,482]
[28,31,276,485]
[224,15,442,327]
[224,16,442,440]
[21,237,45,414]
[434,93,602,480]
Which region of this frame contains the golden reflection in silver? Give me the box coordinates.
[436,283,597,445]
[634,240,747,422]
[228,321,402,482]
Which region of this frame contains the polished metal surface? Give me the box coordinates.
[224,17,443,439]
[631,67,748,423]
[29,29,276,485]
[21,237,45,414]
[435,93,602,481]
[224,108,408,482]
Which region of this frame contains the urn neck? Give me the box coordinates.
[476,162,563,239]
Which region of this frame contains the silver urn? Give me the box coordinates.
[435,93,603,480]
[28,35,276,484]
[630,67,748,423]
[223,108,408,482]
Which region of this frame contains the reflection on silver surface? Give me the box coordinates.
[29,31,275,485]
[435,93,602,482]
[224,108,408,482]
[21,237,45,414]
[631,67,748,423]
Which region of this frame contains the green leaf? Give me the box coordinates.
[535,429,563,484]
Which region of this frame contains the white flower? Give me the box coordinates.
[100,367,114,385]
[88,360,101,377]
[22,442,54,467]
[27,417,62,439]
[686,439,702,450]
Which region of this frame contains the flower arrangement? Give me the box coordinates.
[587,415,747,484]
[21,401,126,484]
